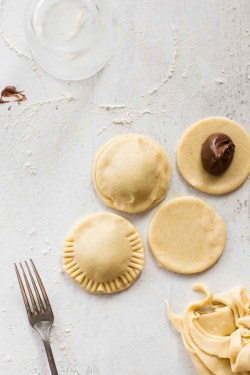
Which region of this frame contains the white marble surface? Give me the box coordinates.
[0,0,250,374]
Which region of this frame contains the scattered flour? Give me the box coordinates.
[29,228,37,236]
[21,95,76,118]
[145,22,178,95]
[2,355,12,363]
[97,103,127,111]
[0,0,39,73]
[112,117,133,126]
[96,101,155,121]
[137,109,154,116]
[215,79,224,85]
[97,126,108,135]
[24,163,37,175]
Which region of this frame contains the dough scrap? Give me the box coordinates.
[148,196,227,274]
[63,212,145,294]
[177,117,250,194]
[93,134,172,213]
[168,284,250,374]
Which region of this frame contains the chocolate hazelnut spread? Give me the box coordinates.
[201,133,235,175]
[0,86,26,104]
[0,98,9,104]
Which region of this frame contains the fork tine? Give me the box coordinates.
[15,263,32,316]
[20,263,38,314]
[25,261,45,312]
[30,259,51,309]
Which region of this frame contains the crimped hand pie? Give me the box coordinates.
[63,212,145,294]
[92,134,172,213]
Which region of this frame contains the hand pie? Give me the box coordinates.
[148,196,227,274]
[177,117,250,194]
[63,212,145,294]
[92,134,172,213]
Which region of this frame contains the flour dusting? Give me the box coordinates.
[94,100,155,123]
[24,163,37,176]
[22,95,75,117]
[145,22,178,95]
[97,126,108,135]
[0,0,39,72]
[112,117,133,126]
[215,79,224,85]
[98,103,127,111]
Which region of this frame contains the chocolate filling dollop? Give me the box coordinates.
[201,133,235,175]
[0,86,26,104]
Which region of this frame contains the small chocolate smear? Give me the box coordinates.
[1,86,21,97]
[0,98,9,104]
[1,86,26,103]
[201,133,235,176]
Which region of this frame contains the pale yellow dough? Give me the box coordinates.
[168,284,250,375]
[63,212,144,294]
[93,134,172,213]
[177,117,250,194]
[148,197,226,274]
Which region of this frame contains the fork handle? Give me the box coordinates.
[43,339,58,375]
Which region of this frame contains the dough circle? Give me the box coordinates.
[177,117,250,194]
[148,196,227,274]
[63,212,145,294]
[93,134,172,213]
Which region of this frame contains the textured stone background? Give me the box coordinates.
[0,0,249,374]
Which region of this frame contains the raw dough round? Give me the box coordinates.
[93,134,172,213]
[177,117,250,194]
[148,196,227,274]
[63,212,145,294]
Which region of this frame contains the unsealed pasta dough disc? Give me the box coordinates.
[93,134,172,213]
[148,197,226,274]
[63,212,145,294]
[177,117,250,194]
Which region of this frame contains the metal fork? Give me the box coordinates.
[15,259,58,375]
